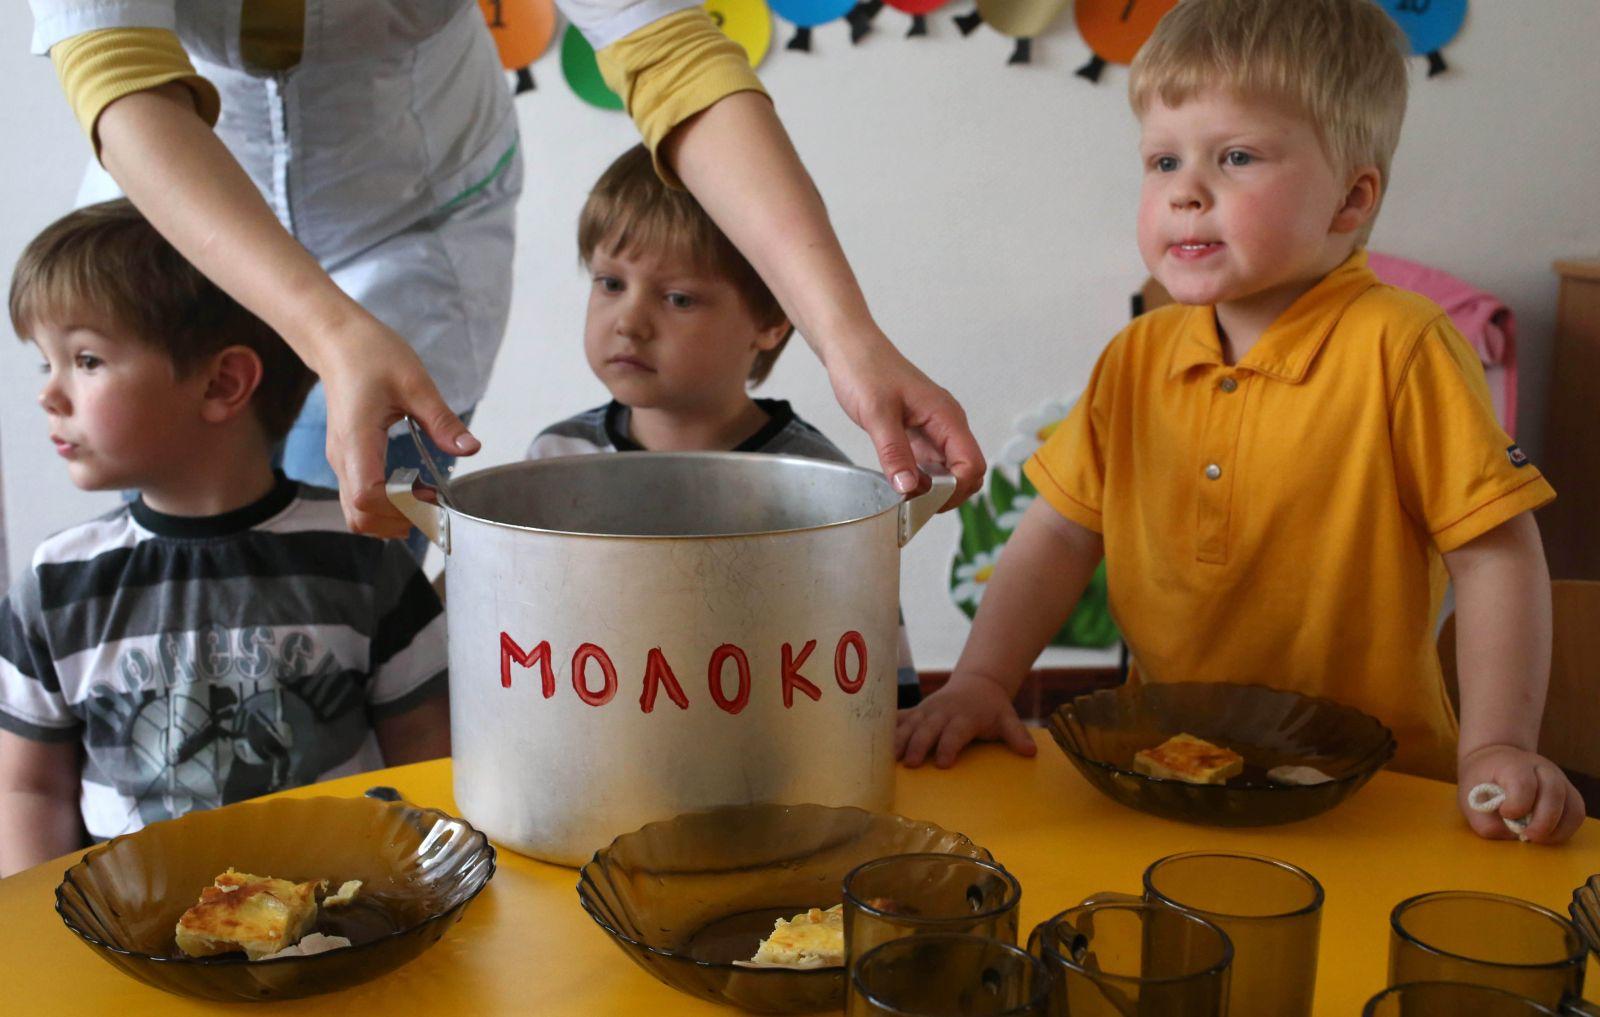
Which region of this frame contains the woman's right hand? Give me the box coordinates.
[317,318,479,538]
[91,84,478,539]
[895,673,1037,769]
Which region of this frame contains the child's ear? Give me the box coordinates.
[199,346,265,425]
[753,316,791,352]
[1331,164,1382,235]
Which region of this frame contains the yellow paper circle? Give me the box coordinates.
[704,0,772,68]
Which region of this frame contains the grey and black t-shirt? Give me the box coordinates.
[527,400,922,706]
[0,475,446,840]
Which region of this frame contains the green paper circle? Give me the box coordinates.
[560,25,624,111]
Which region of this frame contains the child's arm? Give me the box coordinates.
[374,695,451,768]
[896,499,1104,768]
[0,731,86,877]
[1444,511,1585,843]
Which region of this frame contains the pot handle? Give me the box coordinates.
[386,468,451,554]
[898,469,959,547]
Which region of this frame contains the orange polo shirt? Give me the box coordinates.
[1025,251,1554,781]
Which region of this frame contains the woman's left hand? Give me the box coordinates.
[824,331,985,508]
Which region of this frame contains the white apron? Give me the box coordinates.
[31,0,523,416]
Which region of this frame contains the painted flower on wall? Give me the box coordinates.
[951,548,1002,605]
[949,393,1119,648]
[997,397,1073,468]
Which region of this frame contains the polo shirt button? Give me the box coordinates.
[1205,463,1222,480]
[1219,377,1238,393]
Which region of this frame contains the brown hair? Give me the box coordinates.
[9,199,314,440]
[1130,0,1408,234]
[578,145,792,386]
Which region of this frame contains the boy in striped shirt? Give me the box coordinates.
[0,201,449,875]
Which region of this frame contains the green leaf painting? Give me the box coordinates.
[949,394,1119,648]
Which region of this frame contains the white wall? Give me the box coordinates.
[3,2,1599,668]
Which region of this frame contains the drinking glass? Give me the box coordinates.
[843,854,1022,967]
[1029,902,1232,1017]
[847,934,1051,1017]
[1365,982,1563,1016]
[1389,891,1599,1015]
[1140,850,1323,1016]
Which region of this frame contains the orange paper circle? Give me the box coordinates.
[479,0,558,70]
[1075,0,1178,65]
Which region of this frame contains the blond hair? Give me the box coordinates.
[579,145,792,387]
[1130,0,1408,198]
[11,200,314,441]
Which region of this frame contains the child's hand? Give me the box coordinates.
[895,674,1035,769]
[1457,744,1585,844]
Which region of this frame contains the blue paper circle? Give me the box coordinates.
[768,0,855,28]
[1375,0,1467,56]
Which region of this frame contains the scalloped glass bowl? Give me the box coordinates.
[55,794,495,1002]
[1048,682,1396,827]
[577,802,990,1013]
[1572,875,1600,955]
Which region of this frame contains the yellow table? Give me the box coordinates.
[3,729,1596,1015]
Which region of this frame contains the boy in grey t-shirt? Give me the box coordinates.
[528,145,920,706]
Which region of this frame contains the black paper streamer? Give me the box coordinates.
[847,0,885,42]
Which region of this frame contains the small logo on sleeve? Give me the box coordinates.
[1507,444,1529,468]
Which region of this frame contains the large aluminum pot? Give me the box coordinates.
[387,452,953,866]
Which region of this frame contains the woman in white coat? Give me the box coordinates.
[28,0,985,541]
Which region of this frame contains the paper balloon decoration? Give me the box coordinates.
[704,0,773,65]
[560,25,624,110]
[852,0,951,41]
[953,0,1070,64]
[479,0,558,93]
[1074,0,1177,81]
[770,0,857,51]
[1375,0,1467,76]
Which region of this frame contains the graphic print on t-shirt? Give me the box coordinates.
[81,624,372,827]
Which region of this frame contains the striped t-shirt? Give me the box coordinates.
[528,399,921,706]
[0,475,447,841]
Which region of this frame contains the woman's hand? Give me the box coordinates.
[95,84,477,537]
[660,93,984,507]
[823,330,985,507]
[318,320,478,538]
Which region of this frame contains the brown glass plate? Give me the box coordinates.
[55,794,494,1002]
[576,802,991,1013]
[1048,682,1395,827]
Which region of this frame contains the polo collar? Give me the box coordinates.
[1166,250,1380,383]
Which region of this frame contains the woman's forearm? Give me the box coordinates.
[952,500,1106,697]
[1444,512,1552,758]
[94,83,366,376]
[661,91,878,363]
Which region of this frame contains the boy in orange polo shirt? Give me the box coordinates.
[898,0,1583,843]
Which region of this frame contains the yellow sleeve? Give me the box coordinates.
[1390,316,1555,553]
[49,28,221,154]
[595,8,768,187]
[1023,339,1121,534]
